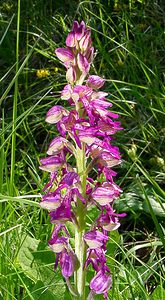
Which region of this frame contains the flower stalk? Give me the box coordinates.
[75,145,87,299]
[39,21,126,299]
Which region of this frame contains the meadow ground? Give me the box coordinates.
[0,0,165,299]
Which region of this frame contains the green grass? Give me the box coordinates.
[0,0,165,299]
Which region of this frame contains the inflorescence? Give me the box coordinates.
[39,21,125,300]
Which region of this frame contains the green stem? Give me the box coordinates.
[10,0,21,195]
[74,145,87,299]
[74,226,86,299]
[0,109,4,193]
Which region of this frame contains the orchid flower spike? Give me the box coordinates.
[39,20,125,299]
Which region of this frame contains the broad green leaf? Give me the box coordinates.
[18,235,40,281]
[115,193,143,212]
[106,230,120,271]
[18,235,66,299]
[143,197,165,217]
[26,280,57,300]
[33,247,66,299]
[150,285,165,300]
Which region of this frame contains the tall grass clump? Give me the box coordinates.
[0,0,164,299]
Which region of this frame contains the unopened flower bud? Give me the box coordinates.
[77,53,90,74]
[66,67,76,85]
[55,48,74,63]
[46,106,69,124]
[66,31,75,47]
[79,30,91,51]
[47,137,74,155]
[75,21,85,41]
[87,75,105,89]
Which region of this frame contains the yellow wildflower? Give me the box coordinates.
[117,60,124,67]
[54,67,59,73]
[36,69,50,78]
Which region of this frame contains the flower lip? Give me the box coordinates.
[61,84,72,100]
[39,156,64,172]
[48,236,68,253]
[60,250,76,278]
[46,106,69,124]
[40,192,61,211]
[98,214,121,231]
[50,203,72,224]
[92,183,122,206]
[97,152,122,168]
[84,230,108,249]
[92,187,114,206]
[90,270,112,294]
[103,221,120,231]
[47,137,74,155]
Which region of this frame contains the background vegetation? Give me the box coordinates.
[0,0,165,299]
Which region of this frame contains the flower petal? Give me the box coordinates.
[39,156,64,172]
[87,75,105,89]
[84,230,108,249]
[46,106,69,124]
[55,48,74,62]
[90,270,112,294]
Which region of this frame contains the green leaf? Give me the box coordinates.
[150,285,165,300]
[115,193,143,212]
[18,235,66,299]
[106,230,120,271]
[143,197,165,217]
[27,280,57,300]
[33,248,66,299]
[18,235,40,281]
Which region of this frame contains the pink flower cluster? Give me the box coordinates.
[39,21,125,299]
[56,20,94,85]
